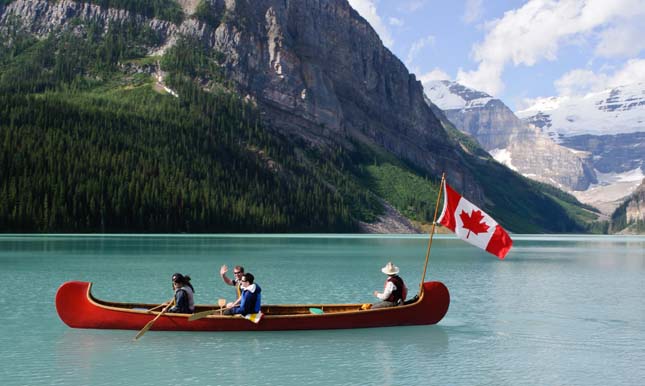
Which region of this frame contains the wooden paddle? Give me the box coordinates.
[133,297,174,341]
[146,302,166,313]
[188,298,228,321]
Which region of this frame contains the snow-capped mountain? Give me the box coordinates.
[516,83,645,215]
[424,80,493,110]
[516,83,645,140]
[424,80,596,191]
[424,79,645,224]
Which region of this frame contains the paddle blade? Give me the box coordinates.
[133,297,174,341]
[188,309,217,321]
[309,308,324,315]
[133,320,155,340]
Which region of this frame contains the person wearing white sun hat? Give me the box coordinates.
[372,262,407,309]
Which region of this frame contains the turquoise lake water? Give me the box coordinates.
[0,234,643,386]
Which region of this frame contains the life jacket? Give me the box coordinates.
[239,284,262,314]
[176,285,195,313]
[234,280,242,298]
[385,275,406,303]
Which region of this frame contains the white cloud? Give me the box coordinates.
[398,0,427,13]
[457,0,645,97]
[457,61,504,97]
[609,59,645,87]
[595,20,645,58]
[555,69,609,96]
[405,35,436,66]
[347,0,394,47]
[553,59,645,97]
[389,17,404,27]
[463,0,484,24]
[418,68,452,84]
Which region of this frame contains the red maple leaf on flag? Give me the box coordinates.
[460,209,490,238]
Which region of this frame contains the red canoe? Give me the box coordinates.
[55,281,450,331]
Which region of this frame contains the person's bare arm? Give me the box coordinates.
[226,295,241,308]
[220,264,234,286]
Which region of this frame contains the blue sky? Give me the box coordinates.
[347,0,645,110]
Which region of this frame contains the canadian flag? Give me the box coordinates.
[438,182,513,259]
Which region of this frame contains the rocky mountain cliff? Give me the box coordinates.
[610,179,645,234]
[424,80,529,150]
[1,0,482,194]
[0,0,593,233]
[425,80,596,191]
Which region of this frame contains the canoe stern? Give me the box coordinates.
[55,281,96,328]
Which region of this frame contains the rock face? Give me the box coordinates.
[358,201,420,234]
[625,181,645,224]
[426,81,528,150]
[0,0,481,197]
[502,132,596,191]
[208,0,459,182]
[612,179,645,234]
[425,80,596,191]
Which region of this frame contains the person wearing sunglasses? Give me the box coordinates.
[223,273,261,316]
[220,264,245,308]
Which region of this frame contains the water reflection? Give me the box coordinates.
[53,325,449,385]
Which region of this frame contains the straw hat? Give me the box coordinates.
[381,262,399,275]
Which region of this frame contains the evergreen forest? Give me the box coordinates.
[0,18,393,232]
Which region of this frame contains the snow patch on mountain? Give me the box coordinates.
[572,167,644,215]
[595,167,644,185]
[489,148,517,171]
[424,80,493,110]
[517,83,645,140]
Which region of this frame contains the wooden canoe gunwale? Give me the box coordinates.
[84,283,425,317]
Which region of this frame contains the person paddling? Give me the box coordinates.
[372,262,407,309]
[167,273,195,314]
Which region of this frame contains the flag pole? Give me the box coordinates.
[419,172,445,294]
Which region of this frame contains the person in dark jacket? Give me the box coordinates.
[224,273,261,316]
[168,273,195,314]
[372,262,407,309]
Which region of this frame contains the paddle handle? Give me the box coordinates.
[188,306,233,321]
[146,302,166,313]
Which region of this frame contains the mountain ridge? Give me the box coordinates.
[425,79,644,233]
[425,79,597,191]
[516,82,645,139]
